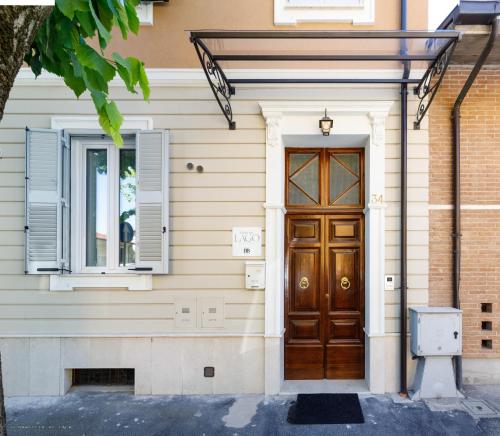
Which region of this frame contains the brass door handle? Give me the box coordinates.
[340,276,351,290]
[299,277,309,290]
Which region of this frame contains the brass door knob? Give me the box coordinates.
[340,276,351,290]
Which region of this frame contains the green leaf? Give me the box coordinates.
[106,101,123,128]
[55,0,75,20]
[63,66,86,96]
[75,10,96,38]
[91,91,107,110]
[82,66,108,94]
[111,0,129,39]
[74,41,115,82]
[138,62,150,101]
[97,101,124,146]
[124,0,139,35]
[89,0,111,49]
[97,1,114,32]
[56,0,89,20]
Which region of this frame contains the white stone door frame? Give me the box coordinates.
[259,100,394,395]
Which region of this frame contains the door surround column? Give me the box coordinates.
[260,101,394,394]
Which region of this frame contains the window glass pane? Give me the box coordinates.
[86,149,107,267]
[330,153,360,205]
[288,153,319,205]
[119,149,136,267]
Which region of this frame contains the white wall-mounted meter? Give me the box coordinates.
[245,261,265,290]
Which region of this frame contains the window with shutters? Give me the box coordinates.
[25,129,169,278]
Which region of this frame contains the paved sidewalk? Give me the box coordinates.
[5,385,500,435]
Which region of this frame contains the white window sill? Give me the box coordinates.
[49,274,152,292]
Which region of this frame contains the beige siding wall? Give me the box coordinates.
[1,82,267,336]
[0,76,429,393]
[0,81,428,335]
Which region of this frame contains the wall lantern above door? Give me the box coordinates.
[319,109,333,136]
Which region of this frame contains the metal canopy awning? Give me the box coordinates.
[188,30,461,129]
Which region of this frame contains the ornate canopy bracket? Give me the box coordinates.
[413,39,458,130]
[192,38,236,130]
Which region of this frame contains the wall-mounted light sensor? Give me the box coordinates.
[186,162,194,170]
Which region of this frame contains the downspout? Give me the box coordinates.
[452,17,498,391]
[400,0,409,396]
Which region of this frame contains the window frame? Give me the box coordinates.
[274,0,375,25]
[72,137,137,275]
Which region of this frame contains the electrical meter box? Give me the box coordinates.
[245,261,265,290]
[410,307,462,357]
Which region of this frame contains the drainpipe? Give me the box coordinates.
[399,0,409,397]
[452,18,498,391]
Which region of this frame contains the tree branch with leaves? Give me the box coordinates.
[0,2,151,434]
[1,0,150,145]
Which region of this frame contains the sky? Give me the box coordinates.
[428,0,459,30]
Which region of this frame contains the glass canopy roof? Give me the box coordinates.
[188,30,461,128]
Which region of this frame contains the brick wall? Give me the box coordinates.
[429,67,500,358]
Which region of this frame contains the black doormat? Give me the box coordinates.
[287,393,365,425]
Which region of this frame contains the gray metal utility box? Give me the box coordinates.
[410,307,462,357]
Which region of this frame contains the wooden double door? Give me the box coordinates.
[285,148,365,380]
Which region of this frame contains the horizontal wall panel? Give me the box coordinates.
[170,216,265,231]
[0,289,264,305]
[225,303,264,320]
[0,304,176,320]
[0,158,24,173]
[171,158,265,173]
[170,188,265,202]
[170,246,264,261]
[0,203,24,217]
[0,261,24,275]
[152,275,244,289]
[171,202,263,217]
[171,144,265,159]
[171,130,265,144]
[169,260,247,275]
[171,231,234,246]
[171,173,265,188]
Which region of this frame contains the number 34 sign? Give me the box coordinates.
[232,227,262,257]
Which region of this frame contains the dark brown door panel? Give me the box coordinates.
[288,319,321,343]
[285,345,325,380]
[328,319,362,343]
[289,248,321,312]
[288,218,322,245]
[326,345,364,379]
[329,248,360,312]
[328,216,362,246]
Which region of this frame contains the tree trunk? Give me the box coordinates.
[0,8,53,435]
[0,6,52,122]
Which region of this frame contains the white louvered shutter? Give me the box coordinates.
[135,130,169,274]
[25,129,65,274]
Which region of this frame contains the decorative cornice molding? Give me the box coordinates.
[260,101,394,118]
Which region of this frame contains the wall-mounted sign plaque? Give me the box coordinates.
[232,227,262,257]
